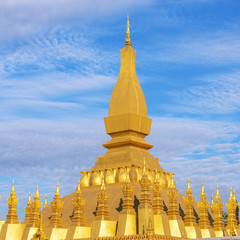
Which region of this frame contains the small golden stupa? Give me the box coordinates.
[0,16,238,240]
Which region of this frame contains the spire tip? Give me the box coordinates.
[125,14,131,46]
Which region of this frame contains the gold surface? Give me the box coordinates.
[21,227,38,240]
[65,226,91,239]
[45,228,67,240]
[0,221,5,234]
[117,214,136,236]
[0,223,25,240]
[91,220,117,238]
[153,214,170,236]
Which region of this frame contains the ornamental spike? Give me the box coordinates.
[12,179,15,193]
[44,194,48,208]
[55,182,60,198]
[28,192,31,202]
[186,179,192,195]
[187,178,190,189]
[35,186,40,198]
[125,14,131,45]
[215,185,221,202]
[230,187,233,199]
[201,182,205,194]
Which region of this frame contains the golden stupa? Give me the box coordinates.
[0,17,237,240]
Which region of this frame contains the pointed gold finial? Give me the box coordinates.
[35,186,40,198]
[233,189,236,201]
[125,14,131,45]
[25,191,32,223]
[211,194,214,205]
[201,182,204,193]
[28,192,31,202]
[43,194,48,208]
[215,185,221,202]
[186,178,192,195]
[56,182,60,197]
[12,179,15,193]
[230,187,233,198]
[200,182,207,201]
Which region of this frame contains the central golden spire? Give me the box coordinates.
[87,16,165,186]
[106,15,148,119]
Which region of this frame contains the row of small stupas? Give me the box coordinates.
[2,17,238,240]
[0,168,239,240]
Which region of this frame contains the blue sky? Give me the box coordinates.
[0,0,240,220]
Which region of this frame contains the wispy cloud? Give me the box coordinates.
[149,117,240,203]
[149,32,240,66]
[0,27,118,76]
[0,0,152,42]
[0,29,117,120]
[168,70,240,114]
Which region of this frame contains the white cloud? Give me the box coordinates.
[170,71,240,114]
[0,0,152,41]
[149,33,240,66]
[148,117,240,203]
[0,28,118,76]
[0,73,115,98]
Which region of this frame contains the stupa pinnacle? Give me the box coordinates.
[90,16,163,178]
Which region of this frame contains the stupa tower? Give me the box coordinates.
[100,15,161,170]
[80,16,166,189]
[42,16,176,233]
